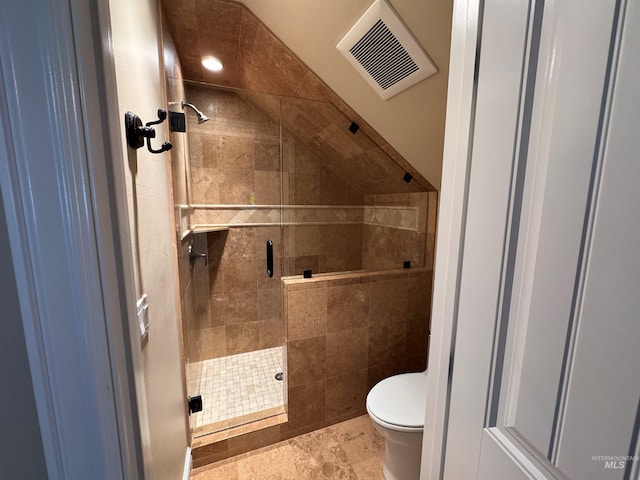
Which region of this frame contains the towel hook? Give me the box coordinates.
[125,109,173,154]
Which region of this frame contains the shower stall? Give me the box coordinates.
[175,82,435,441]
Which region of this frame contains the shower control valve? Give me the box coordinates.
[188,240,208,267]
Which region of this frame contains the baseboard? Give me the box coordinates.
[182,447,192,480]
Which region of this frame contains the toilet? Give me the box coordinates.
[366,371,428,480]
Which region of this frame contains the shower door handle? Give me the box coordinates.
[266,240,274,277]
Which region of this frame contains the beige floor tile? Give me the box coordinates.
[352,456,385,480]
[236,444,299,479]
[332,416,385,464]
[191,415,384,480]
[289,429,358,479]
[192,460,238,480]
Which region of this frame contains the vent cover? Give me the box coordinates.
[337,0,437,100]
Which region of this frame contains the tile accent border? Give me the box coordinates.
[178,204,194,240]
[186,204,419,231]
[363,206,420,231]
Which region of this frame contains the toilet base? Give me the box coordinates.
[382,439,422,480]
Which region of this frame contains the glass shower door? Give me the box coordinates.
[183,83,286,437]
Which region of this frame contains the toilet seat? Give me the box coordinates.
[366,372,427,430]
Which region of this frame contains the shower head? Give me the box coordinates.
[181,101,209,124]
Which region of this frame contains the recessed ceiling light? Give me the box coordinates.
[201,56,223,72]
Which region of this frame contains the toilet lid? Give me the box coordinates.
[367,372,427,428]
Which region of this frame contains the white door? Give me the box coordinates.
[441,0,640,478]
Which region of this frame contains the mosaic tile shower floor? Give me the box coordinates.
[192,347,284,429]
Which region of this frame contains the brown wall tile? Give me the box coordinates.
[254,170,281,205]
[226,425,281,457]
[218,168,254,204]
[287,336,326,387]
[327,282,369,333]
[319,171,349,205]
[191,437,229,467]
[291,174,319,205]
[199,326,227,360]
[191,166,221,204]
[287,286,327,340]
[194,301,210,331]
[369,277,408,325]
[325,370,367,421]
[326,328,368,375]
[224,227,257,260]
[208,264,225,295]
[222,258,257,293]
[405,317,429,359]
[224,290,258,324]
[258,319,282,349]
[207,293,225,327]
[216,135,254,171]
[287,380,326,430]
[292,142,319,174]
[293,255,319,275]
[407,270,433,321]
[226,322,260,355]
[254,138,280,171]
[258,288,282,320]
[368,321,406,367]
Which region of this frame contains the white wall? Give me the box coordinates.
[109,0,188,477]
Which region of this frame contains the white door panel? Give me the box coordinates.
[442,0,639,478]
[441,0,532,476]
[508,0,618,458]
[478,429,551,480]
[556,2,640,475]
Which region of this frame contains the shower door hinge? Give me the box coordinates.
[137,294,149,343]
[188,395,203,415]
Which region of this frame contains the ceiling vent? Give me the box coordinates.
[337,0,437,100]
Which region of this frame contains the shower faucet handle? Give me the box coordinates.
[188,241,208,267]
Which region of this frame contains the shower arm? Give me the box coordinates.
[181,101,209,124]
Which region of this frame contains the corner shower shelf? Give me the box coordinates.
[190,225,229,234]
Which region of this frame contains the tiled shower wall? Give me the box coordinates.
[185,83,437,360]
[283,269,431,433]
[203,226,283,361]
[282,132,364,274]
[187,84,368,358]
[363,191,438,271]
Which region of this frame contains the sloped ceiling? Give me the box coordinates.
[239,0,452,190]
[236,89,426,195]
[162,0,452,191]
